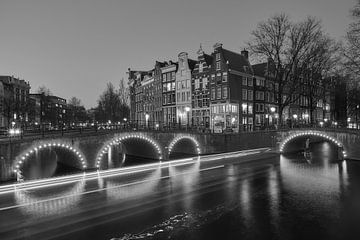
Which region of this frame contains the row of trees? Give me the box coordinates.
[34,77,130,125]
[94,78,130,123]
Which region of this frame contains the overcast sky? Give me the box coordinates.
[0,0,356,108]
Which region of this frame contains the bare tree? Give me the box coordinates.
[37,85,52,96]
[247,14,325,124]
[68,97,82,107]
[95,82,129,123]
[343,0,360,78]
[300,35,340,124]
[67,97,88,125]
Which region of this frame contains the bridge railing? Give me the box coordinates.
[0,121,357,141]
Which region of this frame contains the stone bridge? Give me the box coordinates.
[1,128,360,181]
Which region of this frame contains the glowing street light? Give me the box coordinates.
[123,118,127,122]
[145,113,149,128]
[9,128,21,136]
[270,107,276,113]
[184,106,191,126]
[293,114,298,119]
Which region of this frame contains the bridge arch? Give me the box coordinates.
[95,133,163,169]
[167,135,201,156]
[279,130,347,158]
[14,141,87,175]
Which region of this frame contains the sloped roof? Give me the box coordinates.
[188,59,197,71]
[222,49,253,74]
[252,62,267,77]
[204,54,213,66]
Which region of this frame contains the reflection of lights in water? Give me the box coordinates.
[168,157,200,211]
[279,155,345,197]
[169,157,200,187]
[268,168,280,226]
[14,179,85,217]
[239,178,251,228]
[105,167,162,200]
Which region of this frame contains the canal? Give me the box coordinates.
[1,142,360,240]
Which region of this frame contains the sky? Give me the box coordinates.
[0,0,356,108]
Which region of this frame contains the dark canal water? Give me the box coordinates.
[2,142,360,240]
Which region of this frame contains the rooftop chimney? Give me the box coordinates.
[241,49,249,60]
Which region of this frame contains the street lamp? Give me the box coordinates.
[145,113,149,128]
[293,114,298,119]
[270,107,276,113]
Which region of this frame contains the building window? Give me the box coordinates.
[255,114,261,125]
[222,87,228,99]
[199,63,203,73]
[248,90,253,100]
[195,79,200,89]
[248,103,253,114]
[216,53,220,61]
[255,91,264,100]
[222,73,227,82]
[211,88,215,100]
[216,87,221,99]
[248,77,253,86]
[242,77,247,86]
[242,89,247,100]
[216,62,221,70]
[203,77,208,89]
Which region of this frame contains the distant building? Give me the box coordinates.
[0,76,30,128]
[29,94,67,127]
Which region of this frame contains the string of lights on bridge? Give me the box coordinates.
[279,131,347,158]
[95,134,163,169]
[14,142,87,174]
[167,136,201,155]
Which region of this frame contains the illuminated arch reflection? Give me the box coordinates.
[14,141,87,176]
[96,134,163,169]
[105,166,162,200]
[14,179,85,217]
[279,131,346,158]
[168,135,201,155]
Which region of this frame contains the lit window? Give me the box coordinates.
[217,87,221,99]
[223,87,228,99]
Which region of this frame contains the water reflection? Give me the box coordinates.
[168,158,200,211]
[14,179,85,217]
[105,166,162,200]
